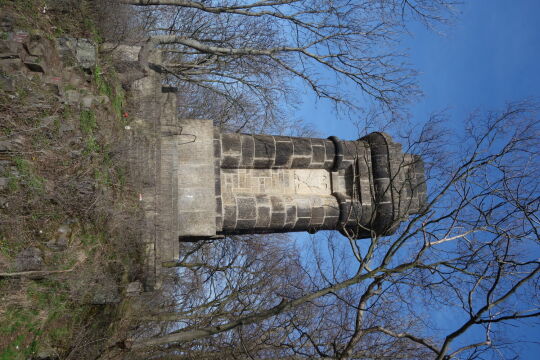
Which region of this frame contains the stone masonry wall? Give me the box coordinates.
[213,130,427,238]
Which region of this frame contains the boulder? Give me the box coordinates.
[126,281,143,297]
[56,37,96,71]
[61,89,80,105]
[24,56,46,73]
[0,58,25,73]
[0,73,15,92]
[0,177,7,191]
[14,247,43,272]
[0,39,22,59]
[0,15,14,32]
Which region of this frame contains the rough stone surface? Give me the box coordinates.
[56,37,96,70]
[14,247,43,272]
[61,89,80,104]
[126,281,143,296]
[211,130,426,237]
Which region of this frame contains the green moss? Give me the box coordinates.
[94,65,111,97]
[79,109,97,135]
[93,65,126,122]
[0,280,93,359]
[0,306,40,360]
[84,135,100,154]
[12,157,44,192]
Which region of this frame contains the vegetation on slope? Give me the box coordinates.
[0,1,142,358]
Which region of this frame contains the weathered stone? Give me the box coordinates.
[73,38,96,70]
[311,145,326,164]
[214,193,222,209]
[223,205,237,229]
[311,207,325,225]
[324,205,340,218]
[253,158,272,168]
[221,155,240,168]
[0,137,24,152]
[56,37,96,70]
[274,140,293,167]
[46,223,71,251]
[103,44,428,290]
[323,216,339,228]
[292,138,311,156]
[254,135,275,160]
[294,217,311,230]
[213,138,221,158]
[0,58,24,73]
[24,57,45,73]
[45,0,76,13]
[0,73,14,91]
[296,198,312,218]
[0,15,14,32]
[11,31,29,44]
[43,82,60,95]
[237,197,256,220]
[59,122,75,133]
[34,344,59,360]
[285,205,297,224]
[126,281,143,297]
[291,156,311,168]
[14,247,43,272]
[236,219,256,230]
[0,177,7,191]
[0,40,21,59]
[240,135,255,167]
[221,133,241,154]
[255,206,271,228]
[62,89,80,104]
[270,196,284,212]
[81,95,95,108]
[270,212,285,228]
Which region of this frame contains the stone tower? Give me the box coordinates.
[178,121,427,242]
[114,44,427,288]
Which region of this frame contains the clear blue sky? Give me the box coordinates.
[293,0,540,357]
[297,0,540,138]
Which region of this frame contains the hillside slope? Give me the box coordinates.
[0,1,146,359]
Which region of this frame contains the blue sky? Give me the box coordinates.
[297,0,540,138]
[293,1,540,357]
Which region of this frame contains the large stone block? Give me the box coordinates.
[240,135,255,166]
[222,133,241,155]
[254,135,276,157]
[274,140,293,167]
[311,145,326,165]
[291,156,311,168]
[270,212,286,229]
[177,118,216,238]
[237,196,257,220]
[285,205,297,224]
[270,196,284,212]
[292,138,311,157]
[255,206,271,229]
[178,211,216,237]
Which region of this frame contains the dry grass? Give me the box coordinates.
[0,1,147,359]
